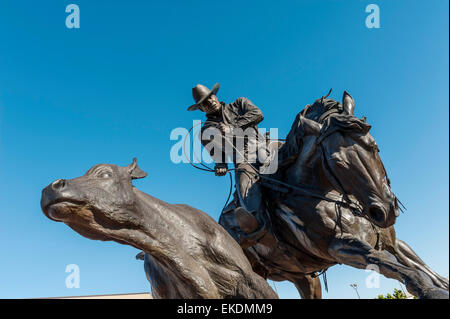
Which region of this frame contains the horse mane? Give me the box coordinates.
[301,97,342,123]
[277,92,370,171]
[277,94,342,169]
[300,90,370,133]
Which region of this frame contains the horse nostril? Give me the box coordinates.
[368,205,386,224]
[51,179,66,190]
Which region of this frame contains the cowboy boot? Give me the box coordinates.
[235,207,260,234]
[235,207,277,248]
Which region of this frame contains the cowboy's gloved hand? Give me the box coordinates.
[218,123,232,135]
[215,166,228,176]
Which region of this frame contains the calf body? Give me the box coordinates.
[41,158,277,299]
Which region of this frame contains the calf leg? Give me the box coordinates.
[328,236,449,299]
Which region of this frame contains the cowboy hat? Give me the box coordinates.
[187,83,220,111]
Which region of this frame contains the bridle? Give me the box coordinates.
[315,117,364,216]
[184,111,404,216]
[183,119,364,214]
[316,113,405,217]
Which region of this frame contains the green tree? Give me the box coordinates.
[376,288,416,299]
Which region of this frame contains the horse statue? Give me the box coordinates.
[219,91,449,299]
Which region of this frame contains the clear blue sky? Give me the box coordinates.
[0,0,448,299]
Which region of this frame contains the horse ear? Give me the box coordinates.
[299,114,322,136]
[342,91,355,115]
[127,158,148,180]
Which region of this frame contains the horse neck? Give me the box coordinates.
[284,135,337,198]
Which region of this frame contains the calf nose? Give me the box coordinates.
[52,179,66,190]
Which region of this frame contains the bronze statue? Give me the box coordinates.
[189,83,273,248]
[218,90,449,299]
[40,158,278,299]
[39,88,448,299]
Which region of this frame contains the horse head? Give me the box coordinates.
[316,92,399,228]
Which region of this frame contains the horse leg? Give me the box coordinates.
[393,239,449,290]
[328,236,449,299]
[292,275,322,299]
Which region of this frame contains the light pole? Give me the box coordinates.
[350,283,360,299]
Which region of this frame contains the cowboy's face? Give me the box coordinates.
[200,94,221,114]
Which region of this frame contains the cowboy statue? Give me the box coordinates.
[187,83,277,248]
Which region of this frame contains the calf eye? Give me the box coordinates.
[99,172,112,179]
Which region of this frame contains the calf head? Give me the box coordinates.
[41,158,147,241]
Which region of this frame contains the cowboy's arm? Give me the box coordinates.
[235,97,264,129]
[200,124,228,176]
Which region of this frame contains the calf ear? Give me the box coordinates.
[342,91,355,115]
[127,158,148,179]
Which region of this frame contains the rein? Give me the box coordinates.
[183,120,363,214]
[315,120,364,215]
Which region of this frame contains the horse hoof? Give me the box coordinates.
[421,288,449,299]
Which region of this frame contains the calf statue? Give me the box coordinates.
[40,158,278,299]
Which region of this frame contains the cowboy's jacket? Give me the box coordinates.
[200,98,264,170]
